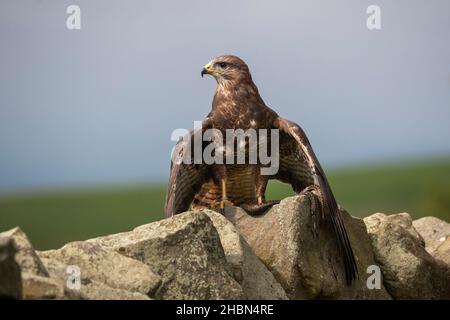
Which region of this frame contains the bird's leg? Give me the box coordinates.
[220,179,233,208]
[212,164,234,214]
[241,169,280,215]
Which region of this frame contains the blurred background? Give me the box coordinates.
[1,0,449,250]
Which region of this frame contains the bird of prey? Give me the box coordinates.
[164,55,357,284]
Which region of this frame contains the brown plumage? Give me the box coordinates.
[164,55,358,285]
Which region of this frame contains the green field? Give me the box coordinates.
[1,158,449,250]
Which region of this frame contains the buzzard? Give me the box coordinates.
[164,55,357,285]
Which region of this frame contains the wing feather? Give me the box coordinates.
[164,119,212,217]
[274,116,358,285]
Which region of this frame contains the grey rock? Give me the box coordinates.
[70,280,152,300]
[39,241,161,296]
[21,272,64,299]
[89,211,244,300]
[38,257,70,284]
[39,256,151,300]
[413,216,450,254]
[0,227,48,277]
[434,238,450,265]
[0,236,22,299]
[5,195,449,300]
[204,210,288,300]
[364,213,450,299]
[224,195,391,299]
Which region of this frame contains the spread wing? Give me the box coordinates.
[164,119,212,218]
[273,116,358,285]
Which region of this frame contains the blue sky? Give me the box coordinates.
[0,0,449,192]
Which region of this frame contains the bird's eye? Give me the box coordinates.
[217,62,227,68]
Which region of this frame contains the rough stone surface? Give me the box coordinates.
[38,257,70,285]
[89,211,244,300]
[70,280,152,300]
[204,210,288,300]
[224,195,391,299]
[434,238,450,265]
[364,213,450,299]
[21,272,64,299]
[0,227,48,277]
[1,195,449,300]
[39,241,161,296]
[38,256,151,300]
[413,216,450,254]
[0,236,22,299]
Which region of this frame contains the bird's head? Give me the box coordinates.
[201,55,251,83]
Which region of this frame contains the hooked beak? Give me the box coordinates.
[201,62,217,78]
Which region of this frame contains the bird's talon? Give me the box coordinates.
[241,199,280,216]
[220,199,234,208]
